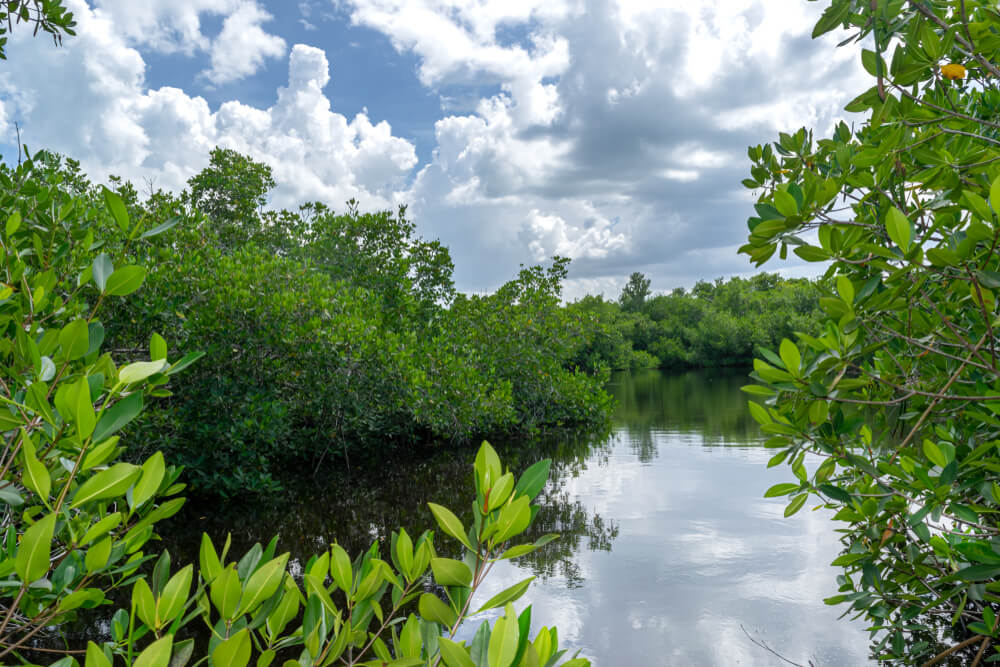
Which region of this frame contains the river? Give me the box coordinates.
[165,368,874,665]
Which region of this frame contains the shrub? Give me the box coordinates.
[742,1,1000,662]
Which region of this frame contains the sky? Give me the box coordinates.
[0,0,867,298]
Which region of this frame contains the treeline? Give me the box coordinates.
[569,272,823,371]
[41,149,612,496]
[28,149,823,497]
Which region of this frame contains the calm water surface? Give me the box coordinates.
[168,369,873,665]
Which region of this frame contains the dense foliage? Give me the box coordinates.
[743,1,1000,663]
[27,149,614,496]
[0,149,588,665]
[569,273,822,372]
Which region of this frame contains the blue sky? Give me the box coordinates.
[0,0,867,297]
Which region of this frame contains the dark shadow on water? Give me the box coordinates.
[160,426,619,588]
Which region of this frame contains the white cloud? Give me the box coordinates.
[347,0,574,86]
[340,0,868,291]
[0,6,416,212]
[0,0,870,293]
[92,0,239,53]
[92,0,287,84]
[524,208,626,262]
[201,2,287,85]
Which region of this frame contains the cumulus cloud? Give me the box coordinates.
[201,2,287,86]
[0,0,869,294]
[93,0,286,84]
[92,0,239,53]
[0,5,416,211]
[335,0,868,293]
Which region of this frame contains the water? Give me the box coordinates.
[165,368,873,665]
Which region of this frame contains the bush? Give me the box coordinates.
[742,1,1000,662]
[0,150,588,667]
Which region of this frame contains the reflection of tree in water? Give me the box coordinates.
[610,368,759,457]
[160,427,619,590]
[516,432,619,588]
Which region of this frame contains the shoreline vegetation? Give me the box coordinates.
[28,148,820,498]
[5,0,1000,663]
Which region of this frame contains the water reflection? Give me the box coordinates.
[612,367,763,449]
[159,368,873,665]
[162,428,619,590]
[467,369,872,666]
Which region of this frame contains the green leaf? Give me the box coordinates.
[92,392,143,443]
[80,512,122,545]
[85,641,111,667]
[5,211,21,237]
[773,190,798,217]
[963,191,993,221]
[747,401,772,425]
[132,565,158,612]
[199,534,222,582]
[59,319,89,361]
[166,351,204,376]
[793,245,830,262]
[779,339,801,376]
[15,513,55,583]
[92,254,113,292]
[431,557,473,587]
[0,486,24,507]
[475,441,502,492]
[923,440,947,469]
[169,639,194,667]
[238,553,289,615]
[140,216,181,239]
[991,175,1000,215]
[784,493,808,517]
[134,634,173,667]
[488,607,519,667]
[976,270,1000,290]
[885,207,913,252]
[329,543,352,592]
[513,459,550,500]
[119,360,167,385]
[21,433,50,501]
[131,451,165,510]
[955,565,1000,581]
[438,637,476,667]
[103,187,131,233]
[210,565,242,620]
[104,265,147,296]
[157,565,193,627]
[71,375,96,440]
[419,592,457,627]
[84,536,111,573]
[71,463,141,508]
[150,333,168,361]
[475,577,534,614]
[428,503,475,551]
[812,0,850,38]
[836,276,855,304]
[764,483,799,498]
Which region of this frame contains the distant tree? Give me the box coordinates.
[691,279,715,300]
[619,271,651,312]
[186,147,276,248]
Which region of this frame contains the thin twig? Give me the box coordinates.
[740,624,810,667]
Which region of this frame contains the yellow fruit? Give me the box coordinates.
[941,63,966,80]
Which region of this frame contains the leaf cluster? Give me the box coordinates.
[742,1,1000,662]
